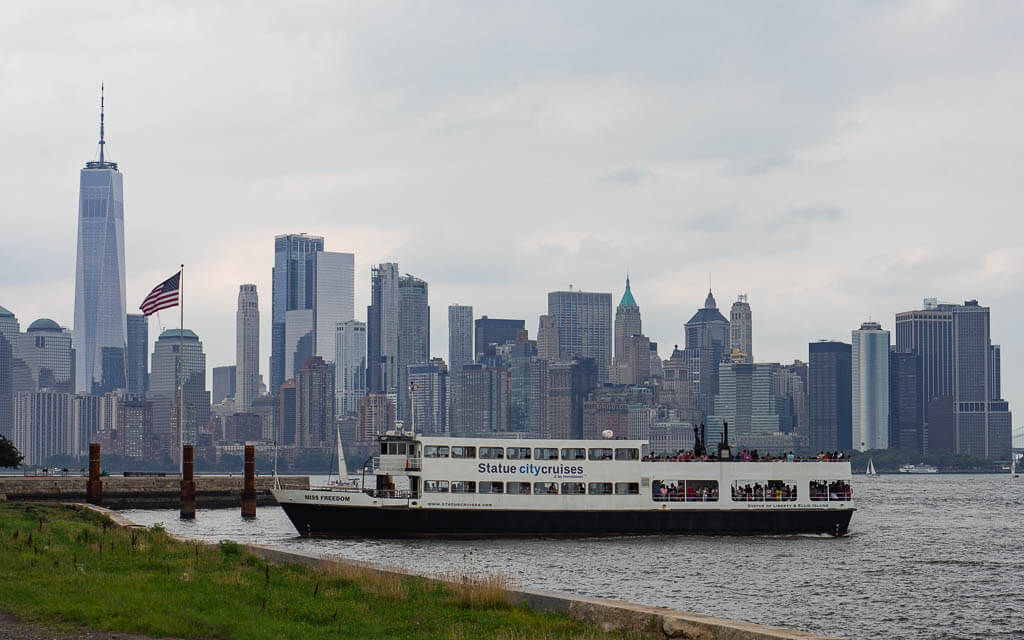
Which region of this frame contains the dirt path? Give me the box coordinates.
[0,612,186,640]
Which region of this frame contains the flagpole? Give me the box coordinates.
[179,264,184,477]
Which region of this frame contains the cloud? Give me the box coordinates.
[597,165,655,187]
[790,203,844,222]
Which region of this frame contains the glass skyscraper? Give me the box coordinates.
[73,88,127,395]
[271,234,324,395]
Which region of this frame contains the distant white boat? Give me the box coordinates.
[865,458,877,476]
[898,464,938,474]
[1012,456,1019,479]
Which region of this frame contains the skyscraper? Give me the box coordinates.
[13,319,76,394]
[952,301,1011,459]
[357,393,395,442]
[335,320,366,417]
[211,366,236,405]
[474,317,524,361]
[451,364,509,436]
[889,349,923,452]
[235,284,260,411]
[708,362,784,437]
[536,315,559,362]
[312,251,355,363]
[13,391,74,466]
[808,340,852,452]
[546,357,597,439]
[447,305,473,376]
[148,329,210,451]
[271,234,324,395]
[367,263,399,395]
[397,274,429,425]
[73,87,126,395]
[508,341,548,436]
[0,331,12,437]
[547,290,612,383]
[611,277,642,384]
[895,301,954,436]
[729,295,753,363]
[408,359,449,434]
[296,355,334,447]
[684,290,730,416]
[125,314,148,396]
[851,321,890,452]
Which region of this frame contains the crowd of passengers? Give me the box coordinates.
[809,480,853,501]
[641,449,849,462]
[731,482,798,501]
[652,481,719,502]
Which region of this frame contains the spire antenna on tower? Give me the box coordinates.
[99,83,105,164]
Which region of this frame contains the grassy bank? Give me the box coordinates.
[0,503,630,640]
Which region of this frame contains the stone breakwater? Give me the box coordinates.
[79,504,845,640]
[0,476,309,509]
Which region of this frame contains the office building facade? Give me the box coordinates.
[729,295,753,362]
[148,329,210,449]
[408,359,449,435]
[335,320,367,417]
[271,233,324,394]
[474,317,525,361]
[808,341,852,452]
[125,314,148,396]
[547,290,612,383]
[367,263,399,395]
[396,275,429,425]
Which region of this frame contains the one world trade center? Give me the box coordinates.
[74,85,127,394]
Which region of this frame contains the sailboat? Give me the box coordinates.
[865,457,877,476]
[332,431,357,487]
[1012,456,1019,479]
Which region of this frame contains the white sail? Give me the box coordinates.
[337,430,349,480]
[866,458,876,476]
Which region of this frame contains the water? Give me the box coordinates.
[122,474,1024,640]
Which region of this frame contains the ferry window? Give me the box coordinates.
[561,448,586,460]
[683,480,719,502]
[534,481,559,495]
[588,448,613,461]
[809,480,850,502]
[386,442,408,455]
[424,480,449,493]
[614,448,640,461]
[451,446,476,459]
[732,480,798,502]
[506,482,532,494]
[451,481,476,493]
[424,445,449,458]
[479,481,504,494]
[534,448,559,460]
[614,482,640,495]
[479,447,504,459]
[506,447,531,460]
[561,482,585,495]
[588,482,613,495]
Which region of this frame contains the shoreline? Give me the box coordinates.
[82,503,844,640]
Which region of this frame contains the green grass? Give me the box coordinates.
[0,503,632,640]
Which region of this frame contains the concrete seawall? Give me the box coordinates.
[71,503,844,640]
[0,476,309,509]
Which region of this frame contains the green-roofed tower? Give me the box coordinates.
[612,276,644,384]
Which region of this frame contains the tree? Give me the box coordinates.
[0,435,24,468]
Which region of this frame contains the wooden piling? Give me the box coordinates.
[180,445,196,520]
[241,444,256,519]
[86,443,102,505]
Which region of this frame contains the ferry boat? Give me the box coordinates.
[898,464,938,474]
[272,429,856,538]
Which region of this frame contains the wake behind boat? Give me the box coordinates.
[273,429,856,538]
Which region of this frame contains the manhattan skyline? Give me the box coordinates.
[1,3,1022,445]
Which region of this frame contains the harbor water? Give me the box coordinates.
[122,473,1023,640]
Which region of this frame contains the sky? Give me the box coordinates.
[2,1,1022,446]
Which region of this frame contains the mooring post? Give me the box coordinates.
[180,445,196,520]
[241,444,256,519]
[86,443,102,505]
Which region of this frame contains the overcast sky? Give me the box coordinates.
[2,1,1022,445]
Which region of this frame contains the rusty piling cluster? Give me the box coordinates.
[180,445,195,520]
[241,444,256,519]
[86,443,102,505]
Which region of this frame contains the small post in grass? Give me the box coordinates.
[86,443,103,505]
[180,445,196,520]
[241,444,256,519]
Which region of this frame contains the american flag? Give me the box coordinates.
[139,271,181,316]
